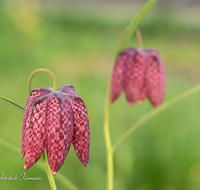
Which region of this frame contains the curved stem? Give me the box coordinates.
[43,151,57,190]
[114,28,127,58]
[113,84,200,151]
[135,28,143,49]
[117,0,158,53]
[0,95,24,112]
[104,86,114,190]
[27,68,58,94]
[27,68,58,189]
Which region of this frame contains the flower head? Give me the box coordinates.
[110,47,165,107]
[21,85,90,175]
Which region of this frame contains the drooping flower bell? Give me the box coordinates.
[21,70,90,175]
[110,47,165,107]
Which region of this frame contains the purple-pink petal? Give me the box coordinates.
[22,85,90,174]
[46,93,74,175]
[110,52,125,103]
[22,88,51,159]
[69,96,90,167]
[123,48,146,106]
[110,48,147,106]
[58,85,78,97]
[144,50,165,107]
[24,96,48,170]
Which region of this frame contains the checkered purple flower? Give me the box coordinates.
[110,47,165,107]
[21,85,90,175]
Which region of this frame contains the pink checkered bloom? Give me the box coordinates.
[21,85,90,175]
[110,47,165,107]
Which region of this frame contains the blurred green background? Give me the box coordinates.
[0,0,200,189]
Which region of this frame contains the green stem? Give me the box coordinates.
[115,28,127,56]
[117,0,158,53]
[135,28,143,49]
[27,68,58,189]
[27,68,58,94]
[43,151,57,190]
[112,84,200,151]
[103,2,158,188]
[104,87,114,190]
[0,95,24,112]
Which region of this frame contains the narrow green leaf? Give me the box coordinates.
[118,0,158,53]
[0,95,25,112]
[113,83,200,150]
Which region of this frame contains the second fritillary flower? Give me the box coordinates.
[110,47,165,107]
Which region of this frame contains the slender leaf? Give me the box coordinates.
[118,0,158,53]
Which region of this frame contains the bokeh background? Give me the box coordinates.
[0,0,200,189]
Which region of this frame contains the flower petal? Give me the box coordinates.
[24,95,49,170]
[58,85,78,96]
[123,48,146,106]
[69,96,90,167]
[22,88,51,159]
[46,92,73,175]
[110,52,125,103]
[144,50,165,107]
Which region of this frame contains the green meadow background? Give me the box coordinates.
[0,0,200,189]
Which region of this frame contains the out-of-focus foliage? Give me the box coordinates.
[0,0,200,189]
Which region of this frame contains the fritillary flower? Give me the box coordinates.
[110,47,165,107]
[141,49,165,107]
[21,85,90,175]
